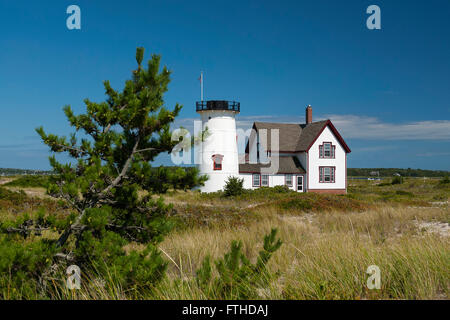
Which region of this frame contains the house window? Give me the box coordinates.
[285,174,293,187]
[319,142,335,159]
[319,166,335,183]
[212,154,223,171]
[261,175,269,187]
[252,174,261,187]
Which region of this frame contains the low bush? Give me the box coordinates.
[197,185,294,202]
[0,186,67,215]
[395,190,414,197]
[171,204,258,230]
[377,182,392,187]
[269,185,291,193]
[279,197,313,211]
[0,234,56,299]
[391,176,403,185]
[223,176,244,197]
[276,193,369,213]
[4,175,50,188]
[196,228,282,299]
[0,187,27,204]
[439,176,450,185]
[248,185,293,196]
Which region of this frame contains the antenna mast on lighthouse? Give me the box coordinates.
[199,71,204,101]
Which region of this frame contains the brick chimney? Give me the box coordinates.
[305,105,312,124]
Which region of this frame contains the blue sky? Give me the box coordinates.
[0,0,449,170]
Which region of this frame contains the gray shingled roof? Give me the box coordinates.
[251,120,328,152]
[239,156,306,174]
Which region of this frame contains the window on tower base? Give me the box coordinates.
[212,154,223,171]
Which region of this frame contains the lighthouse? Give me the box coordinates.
[196,100,240,192]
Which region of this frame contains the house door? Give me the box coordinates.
[297,176,303,192]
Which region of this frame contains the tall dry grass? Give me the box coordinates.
[2,206,447,300]
[1,179,448,300]
[153,206,449,299]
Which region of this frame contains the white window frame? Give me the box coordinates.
[285,174,293,187]
[261,174,269,187]
[319,166,335,183]
[319,142,336,159]
[252,174,260,187]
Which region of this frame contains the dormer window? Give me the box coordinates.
[212,154,223,171]
[319,142,335,159]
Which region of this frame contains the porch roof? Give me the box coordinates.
[239,156,306,174]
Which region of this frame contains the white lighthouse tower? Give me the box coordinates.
[196,100,240,192]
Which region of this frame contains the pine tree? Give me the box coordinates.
[29,47,206,290]
[196,228,282,299]
[223,176,244,197]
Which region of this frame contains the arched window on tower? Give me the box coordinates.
[212,154,224,171]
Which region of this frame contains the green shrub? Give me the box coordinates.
[223,176,244,197]
[75,231,167,291]
[280,197,314,211]
[196,228,282,299]
[391,176,403,185]
[0,235,56,299]
[271,185,291,193]
[0,187,27,203]
[395,190,414,197]
[277,193,369,213]
[439,176,450,185]
[5,175,50,188]
[432,193,447,201]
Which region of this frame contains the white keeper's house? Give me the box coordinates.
[195,100,351,194]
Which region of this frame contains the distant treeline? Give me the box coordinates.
[0,166,203,192]
[0,168,53,176]
[348,168,449,177]
[1,166,448,178]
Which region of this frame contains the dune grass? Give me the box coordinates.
[155,206,449,300]
[0,177,449,300]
